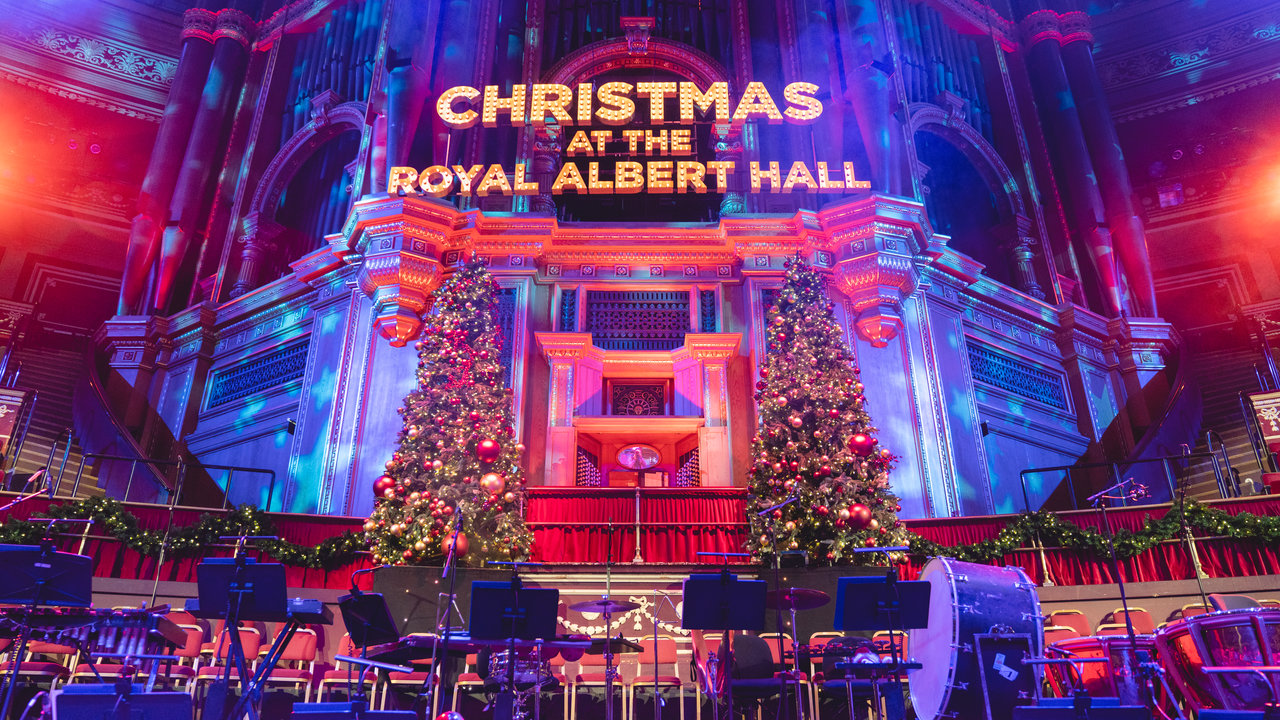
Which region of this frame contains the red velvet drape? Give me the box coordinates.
[526,487,750,564]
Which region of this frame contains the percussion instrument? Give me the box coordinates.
[365,632,592,665]
[1155,607,1280,712]
[1044,634,1159,706]
[908,557,1043,720]
[568,599,640,614]
[185,596,334,625]
[765,587,831,611]
[489,648,554,688]
[0,605,187,654]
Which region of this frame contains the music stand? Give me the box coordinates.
[337,592,400,649]
[469,579,559,720]
[682,571,768,720]
[0,541,94,720]
[835,574,929,720]
[195,558,287,720]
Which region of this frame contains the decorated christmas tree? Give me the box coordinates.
[363,258,533,566]
[746,256,910,565]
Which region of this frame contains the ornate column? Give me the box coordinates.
[343,197,456,346]
[713,123,745,215]
[530,126,561,215]
[1060,12,1157,317]
[153,8,255,314]
[117,9,218,315]
[1019,10,1121,317]
[534,333,604,486]
[998,214,1046,300]
[1107,316,1178,436]
[826,196,928,347]
[229,212,285,298]
[95,317,171,433]
[679,333,741,487]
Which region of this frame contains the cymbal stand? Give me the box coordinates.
[650,589,678,720]
[423,513,465,717]
[604,519,617,720]
[759,494,801,719]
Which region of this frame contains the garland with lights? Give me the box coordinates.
[0,496,364,570]
[905,500,1280,563]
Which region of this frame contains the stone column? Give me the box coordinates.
[1019,10,1122,317]
[117,9,217,315]
[534,333,603,486]
[152,8,255,314]
[680,334,741,487]
[1060,12,1157,317]
[998,215,1046,300]
[95,317,170,433]
[713,124,745,215]
[229,213,285,298]
[530,126,561,215]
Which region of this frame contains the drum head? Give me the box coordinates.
[908,557,956,720]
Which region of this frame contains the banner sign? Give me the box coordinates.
[0,388,29,463]
[389,80,868,198]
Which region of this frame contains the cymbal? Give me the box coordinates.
[569,598,640,614]
[585,637,644,655]
[765,587,831,610]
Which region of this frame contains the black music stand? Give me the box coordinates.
[195,557,288,720]
[469,579,559,720]
[682,571,767,720]
[834,574,930,720]
[0,541,93,720]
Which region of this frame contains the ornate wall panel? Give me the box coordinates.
[206,341,309,408]
[966,342,1069,411]
[586,290,690,351]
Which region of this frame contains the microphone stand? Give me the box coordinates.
[758,497,799,720]
[0,467,48,514]
[1174,448,1211,611]
[424,512,465,717]
[649,589,678,720]
[604,519,617,720]
[1088,477,1158,714]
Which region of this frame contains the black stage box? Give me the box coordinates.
[1012,707,1152,720]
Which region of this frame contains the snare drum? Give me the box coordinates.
[488,649,554,688]
[1155,607,1280,712]
[908,557,1043,720]
[1044,634,1158,706]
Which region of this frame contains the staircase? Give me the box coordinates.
[1182,346,1267,499]
[4,343,101,498]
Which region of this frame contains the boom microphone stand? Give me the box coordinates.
[759,495,801,719]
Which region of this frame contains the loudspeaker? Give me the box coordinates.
[1011,706,1151,720]
[52,684,192,720]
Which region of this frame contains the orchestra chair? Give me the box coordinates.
[1042,625,1081,648]
[3,638,77,691]
[805,631,845,720]
[1094,624,1130,636]
[69,622,204,689]
[1103,608,1155,634]
[260,626,319,701]
[567,641,637,720]
[1174,603,1211,620]
[192,626,264,703]
[689,631,725,720]
[317,634,379,702]
[150,623,206,692]
[378,656,433,710]
[625,636,686,720]
[449,653,489,716]
[760,633,810,720]
[1046,610,1092,638]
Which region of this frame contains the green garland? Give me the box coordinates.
[906,500,1280,563]
[0,497,364,570]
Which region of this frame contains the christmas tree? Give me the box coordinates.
[363,259,533,566]
[746,257,910,565]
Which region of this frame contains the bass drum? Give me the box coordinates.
[908,557,1043,720]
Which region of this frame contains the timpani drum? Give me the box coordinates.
[908,557,1043,720]
[1044,634,1159,706]
[1155,607,1280,712]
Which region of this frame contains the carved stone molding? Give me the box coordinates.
[821,195,929,348]
[182,9,217,43]
[213,9,255,48]
[620,17,655,56]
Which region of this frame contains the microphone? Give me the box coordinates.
[349,564,390,596]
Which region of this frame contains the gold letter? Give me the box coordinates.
[750,161,782,191]
[482,85,528,127]
[636,81,678,124]
[782,161,818,192]
[588,162,613,194]
[387,167,418,195]
[783,82,823,124]
[565,130,595,156]
[615,161,644,193]
[706,160,734,192]
[670,129,692,156]
[436,87,480,129]
[590,130,613,155]
[530,84,574,126]
[419,165,454,197]
[551,162,587,194]
[595,82,635,125]
[733,82,784,124]
[513,163,539,194]
[676,161,707,193]
[476,164,513,196]
[451,164,485,194]
[679,82,730,122]
[647,160,674,192]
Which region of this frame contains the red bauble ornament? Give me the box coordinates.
[479,473,506,494]
[441,531,469,558]
[373,476,396,496]
[847,503,872,530]
[864,537,877,547]
[847,433,876,457]
[477,438,501,463]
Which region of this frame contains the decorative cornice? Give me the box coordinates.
[181,9,217,42]
[0,17,177,91]
[1059,12,1093,46]
[0,70,161,122]
[213,8,255,47]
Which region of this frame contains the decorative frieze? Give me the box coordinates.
[967,342,1069,411]
[206,341,309,409]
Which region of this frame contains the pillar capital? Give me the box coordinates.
[677,333,741,362]
[1019,10,1062,47]
[534,332,603,363]
[213,8,255,47]
[181,9,217,42]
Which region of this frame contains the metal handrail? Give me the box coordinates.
[1019,448,1227,513]
[55,452,278,511]
[1239,391,1274,475]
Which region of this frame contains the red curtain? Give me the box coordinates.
[526,487,750,564]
